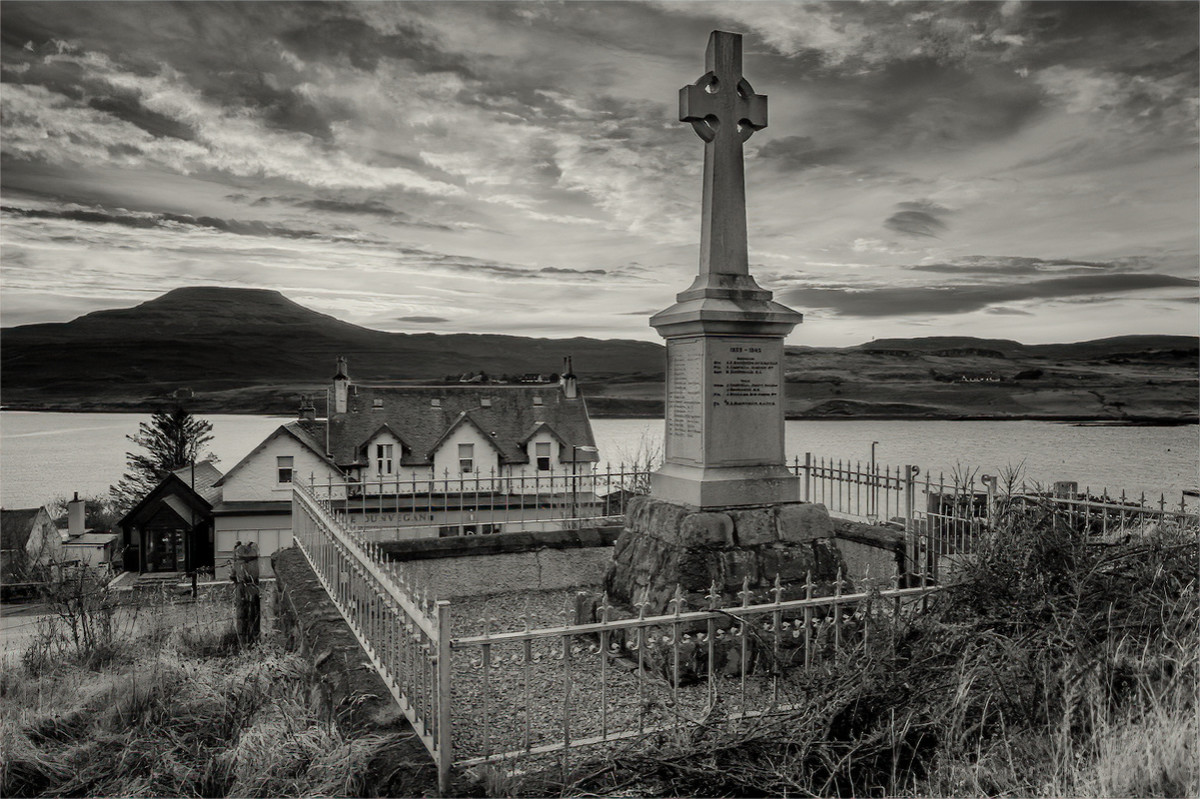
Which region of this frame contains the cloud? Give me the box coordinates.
[539,266,606,275]
[756,135,849,171]
[907,255,1110,276]
[883,200,952,238]
[1,204,330,240]
[778,273,1198,318]
[395,315,448,323]
[985,306,1034,316]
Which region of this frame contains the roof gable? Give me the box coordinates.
[426,412,507,460]
[118,473,213,531]
[1,507,47,550]
[213,422,337,487]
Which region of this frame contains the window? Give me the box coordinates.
[535,441,552,471]
[481,397,492,408]
[372,398,383,410]
[375,444,394,475]
[458,443,474,473]
[431,398,441,408]
[277,456,294,484]
[532,395,543,406]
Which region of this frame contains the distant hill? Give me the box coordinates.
[2,287,1195,420]
[0,287,665,405]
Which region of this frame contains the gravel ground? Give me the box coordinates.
[444,587,833,765]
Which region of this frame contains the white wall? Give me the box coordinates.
[221,434,342,502]
[431,423,500,485]
[214,513,292,575]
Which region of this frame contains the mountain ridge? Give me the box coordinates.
[2,287,1196,420]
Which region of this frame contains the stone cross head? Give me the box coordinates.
[679,30,767,143]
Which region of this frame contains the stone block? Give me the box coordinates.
[677,548,717,588]
[612,530,636,562]
[731,508,775,547]
[648,500,690,545]
[625,496,652,533]
[720,549,759,590]
[679,511,735,548]
[758,545,818,585]
[776,503,833,543]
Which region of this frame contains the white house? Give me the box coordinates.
[208,356,600,565]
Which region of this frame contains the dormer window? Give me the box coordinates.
[532,395,543,406]
[376,444,394,475]
[458,443,474,473]
[535,442,551,472]
[431,398,441,408]
[481,398,492,408]
[372,398,383,410]
[277,456,294,484]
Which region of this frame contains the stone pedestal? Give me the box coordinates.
[604,495,843,615]
[649,276,803,508]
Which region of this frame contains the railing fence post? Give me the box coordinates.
[436,600,453,795]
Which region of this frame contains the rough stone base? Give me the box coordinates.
[603,495,845,616]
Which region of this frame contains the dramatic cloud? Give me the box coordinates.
[0,2,1196,346]
[779,273,1198,318]
[884,201,952,238]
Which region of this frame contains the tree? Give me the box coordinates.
[48,493,121,533]
[110,406,216,511]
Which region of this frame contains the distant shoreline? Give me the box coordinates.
[2,402,1195,426]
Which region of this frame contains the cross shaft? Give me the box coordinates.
[679,31,767,278]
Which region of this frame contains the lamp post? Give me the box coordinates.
[571,445,600,521]
[869,441,880,521]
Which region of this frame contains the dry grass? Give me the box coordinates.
[0,583,403,798]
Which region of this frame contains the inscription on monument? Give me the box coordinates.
[666,337,704,462]
[709,336,783,463]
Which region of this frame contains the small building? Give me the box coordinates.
[0,506,62,585]
[61,532,119,569]
[117,462,223,574]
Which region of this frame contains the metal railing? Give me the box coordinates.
[449,571,937,771]
[292,454,1196,789]
[291,480,454,792]
[305,465,650,537]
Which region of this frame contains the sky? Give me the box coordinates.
[1,1,1196,347]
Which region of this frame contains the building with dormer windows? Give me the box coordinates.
[201,357,600,570]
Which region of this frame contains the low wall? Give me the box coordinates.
[271,547,436,795]
[832,519,906,583]
[379,527,620,599]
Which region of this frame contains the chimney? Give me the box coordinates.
[333,356,350,414]
[67,492,85,538]
[560,355,577,399]
[299,394,316,421]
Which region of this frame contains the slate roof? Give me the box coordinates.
[323,385,597,468]
[171,461,224,505]
[1,508,44,550]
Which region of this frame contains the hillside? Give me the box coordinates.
[0,287,665,410]
[2,287,1196,421]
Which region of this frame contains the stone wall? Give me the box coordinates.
[379,527,619,599]
[605,496,847,615]
[832,518,906,584]
[271,547,435,795]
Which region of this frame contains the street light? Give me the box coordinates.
[869,441,880,521]
[571,445,600,521]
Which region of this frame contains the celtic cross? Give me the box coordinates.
[680,30,767,278]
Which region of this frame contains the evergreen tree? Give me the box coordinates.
[110,406,216,510]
